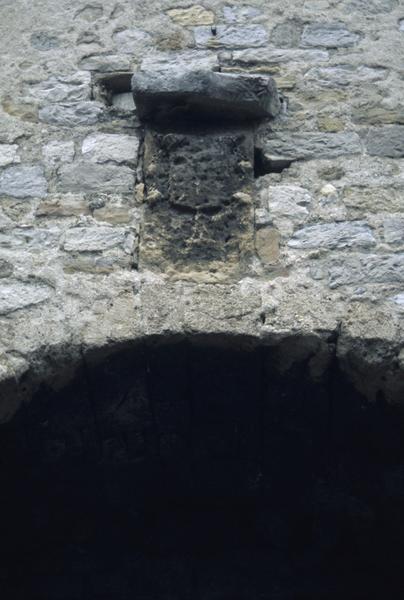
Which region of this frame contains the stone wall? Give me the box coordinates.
[0,0,404,418]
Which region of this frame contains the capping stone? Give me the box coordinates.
[132,70,280,122]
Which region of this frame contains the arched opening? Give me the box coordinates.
[1,338,404,599]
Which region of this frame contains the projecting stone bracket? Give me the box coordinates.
[132,70,280,281]
[132,69,280,124]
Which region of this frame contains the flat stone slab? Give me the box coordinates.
[132,70,280,123]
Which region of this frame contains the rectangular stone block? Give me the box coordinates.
[288,221,375,249]
[81,133,139,164]
[57,162,134,193]
[264,131,362,160]
[365,126,404,158]
[39,101,103,126]
[301,23,361,48]
[62,226,132,252]
[139,128,255,279]
[0,165,47,198]
[328,253,404,287]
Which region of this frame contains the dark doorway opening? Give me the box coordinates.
[1,340,404,599]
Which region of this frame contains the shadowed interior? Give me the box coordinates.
[1,340,404,599]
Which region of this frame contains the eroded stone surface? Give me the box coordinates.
[140,128,255,278]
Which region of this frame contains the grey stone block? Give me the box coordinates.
[29,72,91,103]
[264,131,362,160]
[39,101,103,126]
[288,221,375,249]
[113,29,152,54]
[58,162,134,193]
[0,144,20,167]
[365,126,404,158]
[63,227,131,252]
[301,23,361,48]
[0,281,52,314]
[81,133,139,164]
[383,217,404,244]
[0,165,47,198]
[132,70,280,122]
[328,253,404,287]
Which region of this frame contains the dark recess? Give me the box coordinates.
[1,340,404,599]
[254,146,292,177]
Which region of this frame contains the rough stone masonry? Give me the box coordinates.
[0,0,403,419]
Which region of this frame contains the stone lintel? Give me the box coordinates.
[132,70,280,123]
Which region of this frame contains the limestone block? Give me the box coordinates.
[328,253,404,287]
[270,20,303,48]
[255,227,280,265]
[194,25,268,49]
[301,23,361,48]
[29,72,91,103]
[288,221,375,249]
[39,102,103,126]
[0,281,52,315]
[63,226,132,252]
[267,185,312,220]
[132,70,280,122]
[0,228,60,248]
[57,162,134,193]
[0,144,20,167]
[264,131,361,160]
[167,6,214,25]
[81,133,139,164]
[0,165,47,198]
[113,29,152,54]
[42,140,75,166]
[365,126,404,158]
[383,216,404,244]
